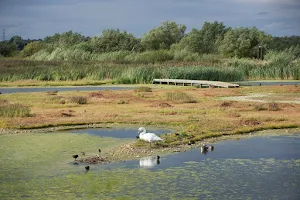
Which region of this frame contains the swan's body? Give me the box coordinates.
[138,127,163,147]
[139,156,160,168]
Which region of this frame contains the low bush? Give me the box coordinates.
[68,96,87,104]
[166,91,197,103]
[0,103,31,117]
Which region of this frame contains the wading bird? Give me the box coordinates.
[138,127,163,147]
[209,145,214,151]
[200,144,208,154]
[72,154,79,161]
[85,166,90,171]
[98,149,101,154]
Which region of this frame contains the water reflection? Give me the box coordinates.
[139,156,161,168]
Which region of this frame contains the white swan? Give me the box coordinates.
[139,156,160,168]
[138,127,163,147]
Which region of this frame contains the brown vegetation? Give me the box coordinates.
[0,85,299,145]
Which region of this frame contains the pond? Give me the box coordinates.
[0,86,136,94]
[0,128,299,199]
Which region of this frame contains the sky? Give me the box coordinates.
[0,0,300,40]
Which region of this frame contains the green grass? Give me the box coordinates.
[133,86,152,92]
[0,132,132,199]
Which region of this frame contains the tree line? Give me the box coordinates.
[1,21,300,59]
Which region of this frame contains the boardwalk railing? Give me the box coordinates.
[153,79,239,88]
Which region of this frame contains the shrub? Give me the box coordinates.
[254,104,266,111]
[68,96,87,104]
[88,91,104,98]
[0,103,31,117]
[268,102,280,111]
[166,91,197,103]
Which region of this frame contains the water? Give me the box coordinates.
[234,81,300,86]
[65,127,171,139]
[0,86,135,94]
[1,128,299,199]
[95,132,300,199]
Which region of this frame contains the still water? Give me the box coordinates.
[64,128,300,199]
[1,128,299,199]
[0,86,135,94]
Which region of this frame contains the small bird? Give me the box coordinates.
[72,155,79,161]
[98,149,101,154]
[136,136,139,139]
[85,166,90,171]
[209,145,214,151]
[81,151,86,156]
[156,155,161,165]
[188,140,195,145]
[200,144,208,154]
[138,127,163,148]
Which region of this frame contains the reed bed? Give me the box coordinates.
[1,48,299,83]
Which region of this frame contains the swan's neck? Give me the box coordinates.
[139,128,146,136]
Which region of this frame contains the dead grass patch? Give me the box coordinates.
[88,91,104,98]
[60,110,75,117]
[220,101,233,107]
[241,117,260,126]
[150,102,173,108]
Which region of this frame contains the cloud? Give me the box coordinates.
[0,0,299,39]
[257,11,268,15]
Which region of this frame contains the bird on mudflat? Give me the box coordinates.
[98,149,101,154]
[81,151,86,156]
[138,127,163,147]
[85,166,90,171]
[72,155,79,161]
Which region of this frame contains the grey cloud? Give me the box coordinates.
[257,11,268,15]
[0,0,299,40]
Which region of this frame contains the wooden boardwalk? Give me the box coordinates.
[153,79,239,88]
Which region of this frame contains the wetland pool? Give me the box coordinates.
[0,128,299,200]
[0,86,136,94]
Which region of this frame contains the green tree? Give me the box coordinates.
[90,29,141,53]
[141,21,186,50]
[0,41,16,56]
[44,31,85,47]
[171,21,227,54]
[21,41,45,57]
[218,27,271,58]
[9,35,26,50]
